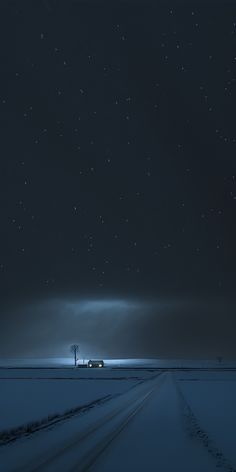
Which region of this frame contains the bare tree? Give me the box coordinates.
[70,344,79,367]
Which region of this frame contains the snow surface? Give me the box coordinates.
[1,357,236,368]
[0,368,153,431]
[176,371,236,467]
[93,374,217,472]
[1,366,236,471]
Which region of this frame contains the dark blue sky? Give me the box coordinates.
[0,0,236,357]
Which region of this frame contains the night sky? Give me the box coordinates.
[1,0,236,359]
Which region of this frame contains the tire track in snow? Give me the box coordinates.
[15,373,164,472]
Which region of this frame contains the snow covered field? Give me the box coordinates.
[176,371,236,468]
[1,365,236,471]
[1,357,235,368]
[0,368,153,431]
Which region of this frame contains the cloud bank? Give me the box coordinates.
[1,296,236,359]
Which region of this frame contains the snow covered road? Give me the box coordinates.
[1,370,236,472]
[92,373,231,472]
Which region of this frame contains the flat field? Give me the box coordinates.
[1,365,236,471]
